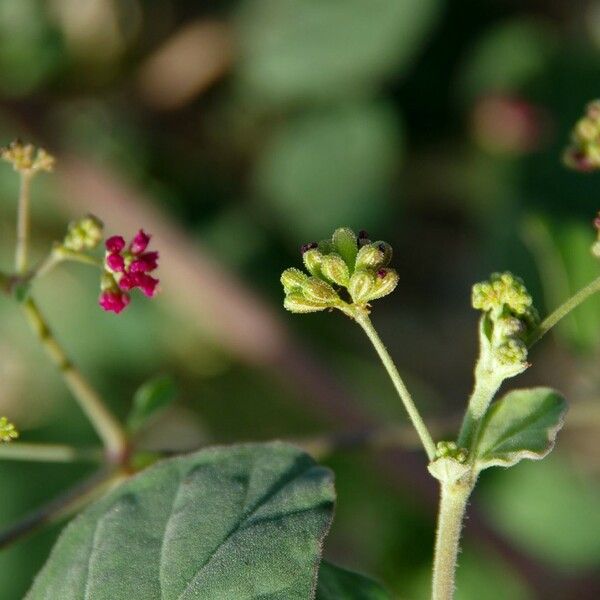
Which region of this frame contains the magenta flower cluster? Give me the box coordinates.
[99,230,159,314]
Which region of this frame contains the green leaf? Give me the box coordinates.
[127,375,177,433]
[236,0,441,105]
[316,562,391,599]
[27,442,335,600]
[474,387,567,471]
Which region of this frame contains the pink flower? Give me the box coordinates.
[100,229,160,314]
[99,290,130,314]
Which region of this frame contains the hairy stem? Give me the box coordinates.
[21,297,128,461]
[15,172,32,274]
[528,274,600,347]
[0,442,101,463]
[355,313,436,461]
[431,482,473,600]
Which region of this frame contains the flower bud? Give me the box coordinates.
[332,227,358,268]
[355,244,385,270]
[369,268,399,300]
[495,339,528,366]
[281,268,308,293]
[0,416,18,442]
[301,277,339,304]
[302,248,324,277]
[348,269,375,304]
[320,253,350,286]
[63,215,104,251]
[284,292,327,313]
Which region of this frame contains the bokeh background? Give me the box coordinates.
[1,0,600,598]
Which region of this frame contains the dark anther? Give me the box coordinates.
[300,242,318,254]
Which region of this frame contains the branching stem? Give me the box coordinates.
[15,172,32,274]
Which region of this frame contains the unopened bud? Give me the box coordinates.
[0,417,18,442]
[321,253,350,286]
[348,269,375,304]
[301,277,339,304]
[284,292,328,314]
[281,268,308,294]
[303,248,324,277]
[369,268,399,300]
[355,244,385,270]
[63,214,104,251]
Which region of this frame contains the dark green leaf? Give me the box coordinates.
[316,562,391,599]
[127,375,177,433]
[474,387,567,471]
[27,442,335,600]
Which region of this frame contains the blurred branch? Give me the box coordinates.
[135,20,233,111]
[0,443,101,463]
[0,468,123,550]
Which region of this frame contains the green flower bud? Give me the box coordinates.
[348,269,375,304]
[495,338,528,366]
[280,268,308,294]
[369,268,399,300]
[284,292,327,314]
[301,277,339,304]
[321,253,350,286]
[303,248,324,277]
[63,214,104,251]
[435,441,467,463]
[318,239,334,254]
[472,271,532,316]
[0,417,18,442]
[332,227,358,268]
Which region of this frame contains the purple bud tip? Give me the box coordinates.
[300,242,318,254]
[377,268,387,278]
[377,243,386,253]
[358,230,369,239]
[594,215,600,230]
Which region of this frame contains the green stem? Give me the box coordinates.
[355,313,436,461]
[21,297,128,461]
[431,482,473,600]
[32,246,102,280]
[457,368,502,449]
[528,274,600,347]
[0,442,101,463]
[15,172,32,274]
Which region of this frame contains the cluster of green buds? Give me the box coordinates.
[563,100,600,172]
[63,215,104,252]
[0,140,55,174]
[472,272,539,378]
[281,228,399,316]
[0,417,18,443]
[428,441,470,485]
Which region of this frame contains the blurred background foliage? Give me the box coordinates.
[0,1,600,598]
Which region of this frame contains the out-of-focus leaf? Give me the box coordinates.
[316,561,391,599]
[236,0,440,104]
[255,103,401,238]
[27,442,335,599]
[481,457,600,569]
[127,374,177,433]
[474,387,567,470]
[458,19,556,101]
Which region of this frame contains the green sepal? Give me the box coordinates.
[355,244,385,270]
[473,387,567,472]
[332,227,358,268]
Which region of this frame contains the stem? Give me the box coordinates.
[15,172,32,274]
[528,274,600,347]
[0,442,101,463]
[32,247,102,280]
[21,297,128,461]
[431,482,473,600]
[457,368,502,449]
[355,313,437,461]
